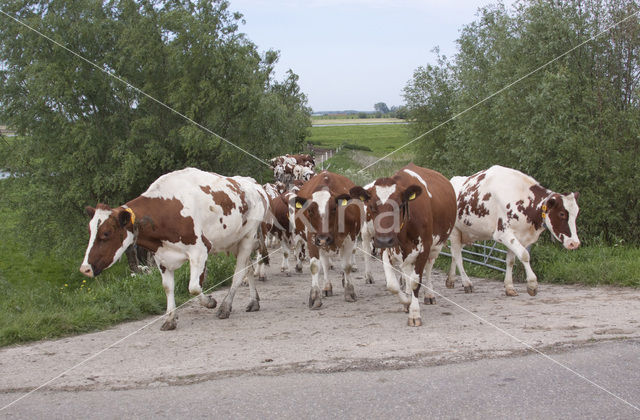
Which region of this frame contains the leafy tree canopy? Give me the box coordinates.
[404,0,640,244]
[0,0,310,249]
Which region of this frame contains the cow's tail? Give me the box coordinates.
[257,223,270,265]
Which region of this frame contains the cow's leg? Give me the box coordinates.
[245,258,261,313]
[256,250,267,282]
[294,237,304,273]
[320,249,332,297]
[503,250,518,296]
[308,244,323,309]
[159,267,178,330]
[422,255,438,305]
[188,251,217,309]
[361,227,375,284]
[447,229,474,292]
[341,237,357,302]
[280,239,291,276]
[382,250,411,307]
[495,230,538,296]
[217,239,254,319]
[404,268,422,327]
[350,246,358,272]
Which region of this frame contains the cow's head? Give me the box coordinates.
[350,179,422,248]
[542,192,581,250]
[294,187,354,247]
[79,204,136,277]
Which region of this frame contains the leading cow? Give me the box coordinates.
[448,165,580,296]
[80,167,270,330]
[350,164,457,326]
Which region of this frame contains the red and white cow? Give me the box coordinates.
[350,164,457,326]
[294,171,363,308]
[80,167,270,330]
[270,154,316,186]
[448,165,581,296]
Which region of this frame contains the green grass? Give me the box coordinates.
[0,185,235,347]
[309,124,409,156]
[434,240,640,288]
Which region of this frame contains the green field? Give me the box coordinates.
[309,124,410,156]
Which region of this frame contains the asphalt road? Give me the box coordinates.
[2,339,639,419]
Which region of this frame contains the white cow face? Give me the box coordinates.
[543,192,581,250]
[79,204,135,277]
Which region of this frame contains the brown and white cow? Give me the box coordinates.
[270,154,316,186]
[350,164,457,326]
[448,165,580,296]
[80,167,270,330]
[294,171,363,308]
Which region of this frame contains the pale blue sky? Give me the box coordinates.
[230,0,511,112]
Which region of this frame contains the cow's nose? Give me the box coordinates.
[79,264,94,277]
[374,236,396,248]
[567,240,581,250]
[315,234,333,247]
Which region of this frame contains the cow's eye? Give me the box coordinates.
[559,211,567,219]
[100,231,111,240]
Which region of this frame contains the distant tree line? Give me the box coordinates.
[0,0,310,249]
[371,102,408,119]
[404,0,639,244]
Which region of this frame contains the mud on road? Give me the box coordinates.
[1,249,639,394]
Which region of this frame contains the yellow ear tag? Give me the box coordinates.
[541,204,547,219]
[360,195,365,201]
[295,201,303,209]
[124,208,135,225]
[408,192,416,201]
[341,199,348,206]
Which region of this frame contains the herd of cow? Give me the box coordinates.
[79,153,580,329]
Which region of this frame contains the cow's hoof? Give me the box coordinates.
[344,283,357,302]
[204,295,217,309]
[402,303,410,313]
[351,265,358,272]
[464,284,473,293]
[258,276,266,282]
[309,287,323,309]
[365,273,374,284]
[323,283,333,297]
[505,288,518,297]
[527,286,538,296]
[160,319,177,331]
[217,302,232,319]
[408,317,422,327]
[245,299,260,312]
[445,279,455,289]
[295,265,303,273]
[424,296,436,305]
[285,272,291,277]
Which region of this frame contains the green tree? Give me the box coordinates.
[0,0,310,250]
[374,102,390,114]
[405,0,640,243]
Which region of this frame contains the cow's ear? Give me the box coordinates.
[294,196,307,210]
[349,186,370,202]
[403,185,422,202]
[546,196,557,208]
[118,209,132,227]
[572,191,580,201]
[85,206,96,218]
[336,194,351,207]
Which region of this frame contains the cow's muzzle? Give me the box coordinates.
[79,264,95,277]
[315,234,334,247]
[374,236,397,248]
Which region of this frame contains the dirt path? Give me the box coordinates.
[1,249,639,394]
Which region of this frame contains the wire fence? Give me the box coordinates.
[440,240,508,273]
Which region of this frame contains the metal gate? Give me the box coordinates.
[440,241,508,273]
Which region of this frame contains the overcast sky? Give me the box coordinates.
[230,0,512,112]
